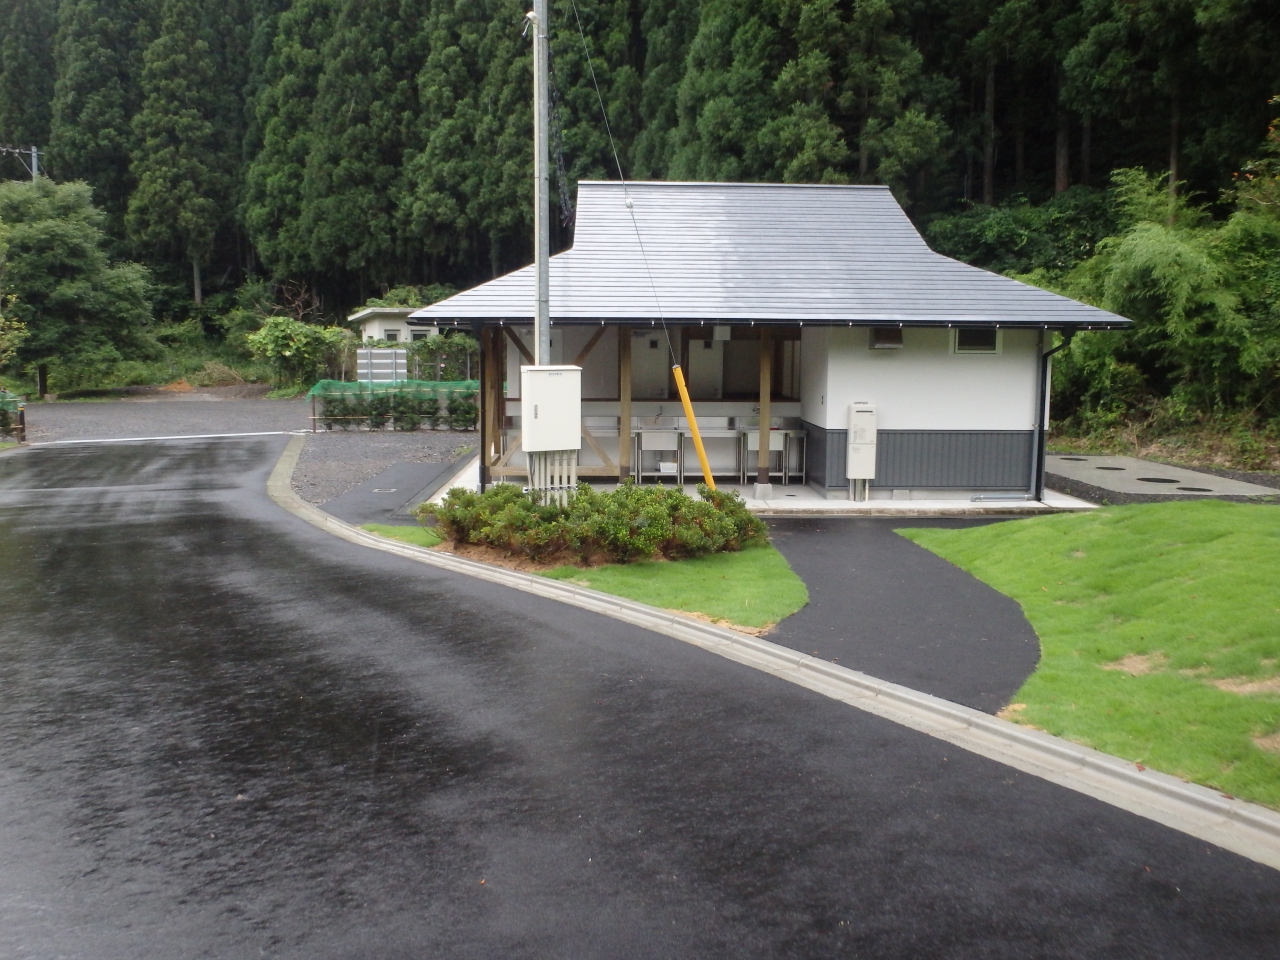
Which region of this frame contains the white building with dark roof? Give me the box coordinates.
[411,181,1127,501]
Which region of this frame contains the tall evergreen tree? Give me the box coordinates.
[669,0,785,181]
[297,0,427,292]
[0,0,57,179]
[402,0,533,281]
[243,0,337,279]
[48,0,155,233]
[126,0,231,304]
[631,0,701,177]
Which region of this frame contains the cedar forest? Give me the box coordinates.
[0,0,1278,455]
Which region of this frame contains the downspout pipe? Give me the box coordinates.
[1034,328,1076,502]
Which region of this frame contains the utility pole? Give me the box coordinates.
[520,1,581,505]
[0,144,41,181]
[528,0,551,365]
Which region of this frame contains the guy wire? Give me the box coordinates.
[567,0,677,368]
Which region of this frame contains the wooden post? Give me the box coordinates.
[618,326,632,482]
[476,323,490,488]
[756,327,772,484]
[485,327,503,470]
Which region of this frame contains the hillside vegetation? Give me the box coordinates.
[0,0,1277,439]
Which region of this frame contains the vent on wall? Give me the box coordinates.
[870,327,903,349]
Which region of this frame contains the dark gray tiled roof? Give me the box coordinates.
[411,181,1128,327]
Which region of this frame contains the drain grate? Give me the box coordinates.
[1177,486,1212,492]
[1137,477,1180,484]
[1059,456,1086,461]
[1096,466,1126,471]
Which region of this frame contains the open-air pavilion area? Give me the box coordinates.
[411,181,1128,504]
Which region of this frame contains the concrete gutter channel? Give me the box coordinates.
[269,436,1280,873]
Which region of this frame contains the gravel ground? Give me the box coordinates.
[291,429,475,503]
[16,396,475,507]
[22,394,309,442]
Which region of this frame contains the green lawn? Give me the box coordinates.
[0,441,16,452]
[900,500,1280,810]
[543,543,808,630]
[362,525,808,632]
[362,523,443,548]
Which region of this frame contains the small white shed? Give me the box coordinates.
[348,307,436,344]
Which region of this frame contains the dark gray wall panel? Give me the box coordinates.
[873,431,1033,489]
[803,422,847,488]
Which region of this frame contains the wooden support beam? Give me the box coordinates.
[572,325,607,366]
[484,327,504,468]
[504,325,534,365]
[756,327,772,484]
[618,326,631,481]
[581,424,616,471]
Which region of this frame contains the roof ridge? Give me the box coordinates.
[576,180,894,191]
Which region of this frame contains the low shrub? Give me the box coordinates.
[418,481,768,564]
[315,385,476,431]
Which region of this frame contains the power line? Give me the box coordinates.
[0,144,40,181]
[565,0,676,367]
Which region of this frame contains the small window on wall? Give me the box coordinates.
[870,328,903,349]
[411,331,429,341]
[385,330,400,342]
[953,327,1000,354]
[649,339,659,349]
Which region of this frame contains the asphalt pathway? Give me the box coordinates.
[768,518,1041,713]
[0,439,1277,958]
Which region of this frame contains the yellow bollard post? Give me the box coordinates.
[672,364,715,492]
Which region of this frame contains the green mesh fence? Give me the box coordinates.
[307,379,479,398]
[0,391,22,438]
[308,380,480,431]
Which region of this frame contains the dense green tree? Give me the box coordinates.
[296,0,426,290]
[47,0,155,232]
[0,0,57,179]
[243,0,337,278]
[127,0,237,305]
[631,0,700,177]
[401,0,534,281]
[0,178,152,382]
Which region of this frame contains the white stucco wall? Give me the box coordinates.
[801,326,1042,431]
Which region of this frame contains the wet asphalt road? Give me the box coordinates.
[1,440,1278,959]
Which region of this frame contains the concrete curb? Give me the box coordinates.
[269,436,1280,872]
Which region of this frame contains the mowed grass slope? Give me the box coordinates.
[901,501,1280,810]
[543,544,808,630]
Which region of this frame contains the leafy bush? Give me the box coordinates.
[418,481,768,564]
[245,316,349,386]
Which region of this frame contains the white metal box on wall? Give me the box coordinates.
[846,402,877,479]
[521,365,582,452]
[356,348,408,382]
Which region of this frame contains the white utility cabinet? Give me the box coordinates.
[846,402,878,480]
[521,365,582,452]
[356,348,408,383]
